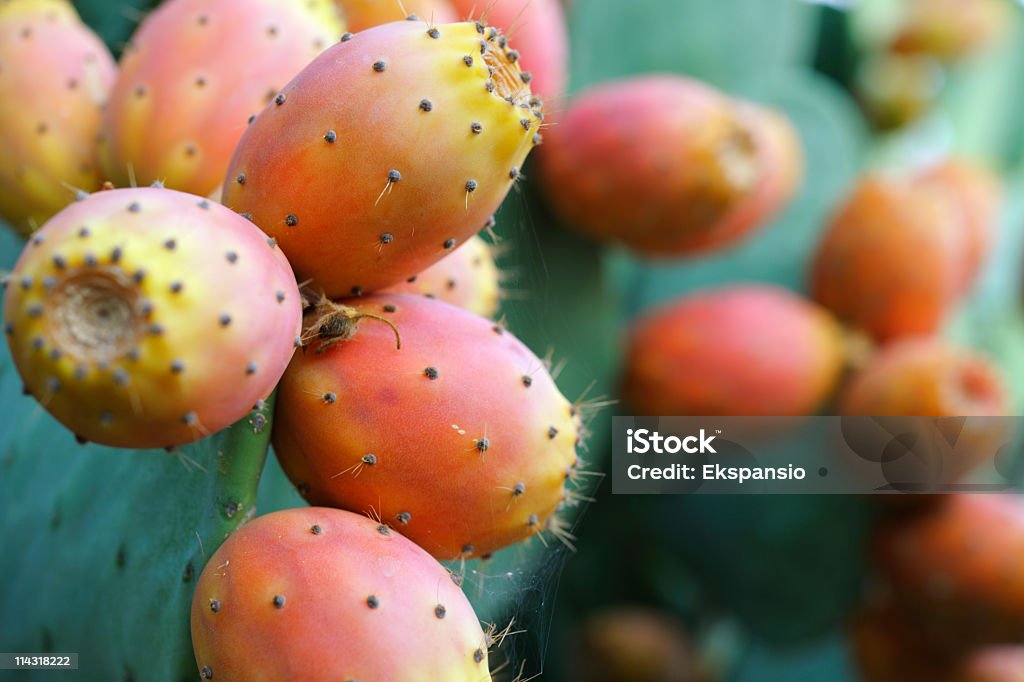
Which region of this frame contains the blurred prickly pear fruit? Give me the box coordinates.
[223,20,540,297]
[448,0,568,102]
[916,159,1001,295]
[810,174,970,342]
[622,285,845,416]
[0,0,116,236]
[1,187,302,448]
[191,507,491,681]
[857,53,944,131]
[99,0,344,197]
[852,595,1024,682]
[539,75,802,256]
[384,234,500,317]
[873,495,1024,647]
[572,608,711,682]
[273,294,581,560]
[335,0,456,32]
[840,338,1008,418]
[890,0,1012,61]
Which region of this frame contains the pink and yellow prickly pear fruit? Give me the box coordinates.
[540,75,803,256]
[384,234,500,317]
[99,0,344,198]
[0,0,116,235]
[449,0,568,103]
[1,186,302,448]
[622,285,845,416]
[273,294,581,560]
[335,0,456,32]
[222,20,541,297]
[191,507,492,682]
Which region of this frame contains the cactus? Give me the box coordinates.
[272,293,582,560]
[99,0,344,197]
[622,284,845,416]
[191,507,491,681]
[2,186,302,448]
[222,20,541,296]
[0,0,116,236]
[383,234,501,317]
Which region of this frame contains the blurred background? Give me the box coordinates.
[5,0,1024,680]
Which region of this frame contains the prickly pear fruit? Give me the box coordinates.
[810,173,970,341]
[273,294,580,560]
[384,234,500,317]
[856,53,944,131]
[335,0,456,32]
[840,338,1008,418]
[890,0,1011,61]
[222,20,541,297]
[0,0,116,236]
[449,0,568,102]
[539,75,802,256]
[191,507,491,682]
[99,0,344,198]
[622,285,845,416]
[852,595,1024,682]
[916,159,1000,295]
[1,187,302,448]
[572,608,709,682]
[873,495,1024,647]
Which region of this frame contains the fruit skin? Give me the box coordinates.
[1,187,301,448]
[852,595,1024,682]
[273,294,580,560]
[191,507,491,682]
[448,0,568,103]
[99,0,343,198]
[383,234,500,317]
[335,0,456,32]
[622,285,845,416]
[810,173,969,342]
[873,495,1024,647]
[0,0,116,236]
[539,75,802,256]
[223,20,540,297]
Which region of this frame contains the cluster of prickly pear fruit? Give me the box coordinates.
[1,1,582,677]
[0,0,116,235]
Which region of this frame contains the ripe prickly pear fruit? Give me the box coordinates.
[852,595,1024,682]
[539,75,803,256]
[622,285,845,416]
[335,0,456,32]
[1,187,302,449]
[384,234,500,317]
[273,294,580,560]
[0,0,116,236]
[99,0,344,198]
[191,507,491,682]
[449,0,568,102]
[890,0,1011,61]
[810,173,970,342]
[222,20,541,297]
[873,495,1024,647]
[840,338,1008,418]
